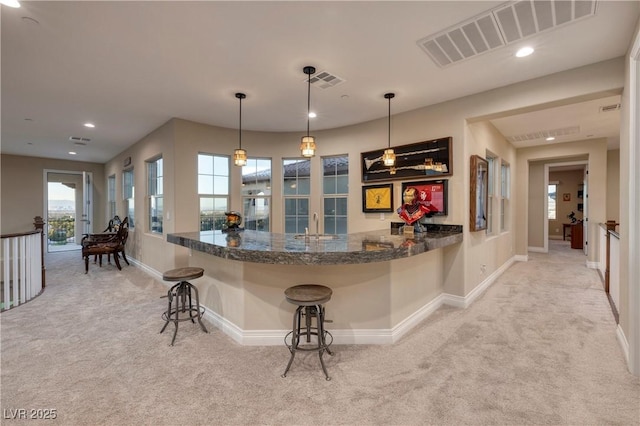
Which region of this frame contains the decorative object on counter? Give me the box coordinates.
[397,186,438,233]
[401,179,448,216]
[300,66,317,158]
[282,284,334,380]
[222,211,244,232]
[361,136,452,182]
[160,267,209,346]
[381,92,396,167]
[233,92,248,166]
[470,154,488,232]
[362,183,394,213]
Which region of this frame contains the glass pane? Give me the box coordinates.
[297,217,309,233]
[157,177,163,195]
[285,217,297,233]
[199,176,213,194]
[297,178,310,195]
[297,160,310,177]
[200,197,214,211]
[284,198,297,215]
[324,217,336,234]
[214,155,229,176]
[198,154,213,175]
[335,217,347,234]
[283,177,297,195]
[213,197,228,212]
[323,176,336,195]
[214,176,229,195]
[336,176,348,194]
[297,198,309,215]
[157,158,163,175]
[335,197,347,215]
[324,198,336,215]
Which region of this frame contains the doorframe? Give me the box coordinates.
[43,169,94,253]
[543,161,588,253]
[627,25,640,376]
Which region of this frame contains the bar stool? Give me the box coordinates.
[160,267,209,345]
[282,284,334,380]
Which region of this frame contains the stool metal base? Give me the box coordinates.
[282,304,333,380]
[160,280,208,345]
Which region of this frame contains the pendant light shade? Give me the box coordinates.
[234,92,247,167]
[383,93,396,167]
[300,66,316,158]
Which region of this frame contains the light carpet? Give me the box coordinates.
[1,240,638,425]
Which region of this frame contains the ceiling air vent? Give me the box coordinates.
[69,136,91,142]
[506,126,580,143]
[307,70,345,89]
[599,103,621,113]
[417,0,598,68]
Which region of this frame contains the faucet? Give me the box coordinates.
[313,212,319,240]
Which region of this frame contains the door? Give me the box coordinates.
[45,170,93,253]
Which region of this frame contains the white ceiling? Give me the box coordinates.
[2,1,638,163]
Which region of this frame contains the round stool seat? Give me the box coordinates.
[163,267,204,282]
[285,284,332,306]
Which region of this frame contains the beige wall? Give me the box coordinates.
[94,58,625,303]
[0,155,105,237]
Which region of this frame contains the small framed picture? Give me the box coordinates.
[563,193,571,201]
[362,183,394,213]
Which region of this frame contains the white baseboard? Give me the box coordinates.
[586,260,599,269]
[514,254,528,262]
[528,246,546,253]
[616,323,630,367]
[135,254,517,346]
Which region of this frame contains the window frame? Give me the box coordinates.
[147,156,163,234]
[322,154,349,235]
[241,157,272,231]
[197,153,230,232]
[283,158,311,234]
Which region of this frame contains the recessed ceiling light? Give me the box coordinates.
[68,151,77,155]
[84,123,95,128]
[516,47,534,58]
[308,112,316,118]
[546,136,555,141]
[1,0,21,8]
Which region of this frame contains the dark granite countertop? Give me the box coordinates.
[167,224,462,265]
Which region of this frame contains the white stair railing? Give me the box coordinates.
[1,230,44,311]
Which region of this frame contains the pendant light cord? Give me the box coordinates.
[387,96,391,148]
[306,73,311,138]
[239,96,242,150]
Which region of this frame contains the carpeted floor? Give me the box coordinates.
[1,240,638,425]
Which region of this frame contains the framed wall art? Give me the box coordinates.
[362,183,394,213]
[400,180,448,216]
[361,137,452,182]
[470,155,489,232]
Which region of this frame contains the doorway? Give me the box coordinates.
[543,161,588,254]
[44,170,93,253]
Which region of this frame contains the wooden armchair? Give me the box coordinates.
[81,217,130,273]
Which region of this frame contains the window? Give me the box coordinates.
[548,182,558,220]
[147,156,163,233]
[486,152,496,235]
[322,155,348,234]
[500,161,510,231]
[242,158,271,231]
[283,159,310,234]
[123,168,134,228]
[198,154,229,231]
[107,175,116,219]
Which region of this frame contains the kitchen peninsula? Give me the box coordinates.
[167,225,462,345]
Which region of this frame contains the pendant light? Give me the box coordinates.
[300,66,316,158]
[233,92,247,167]
[382,92,396,167]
